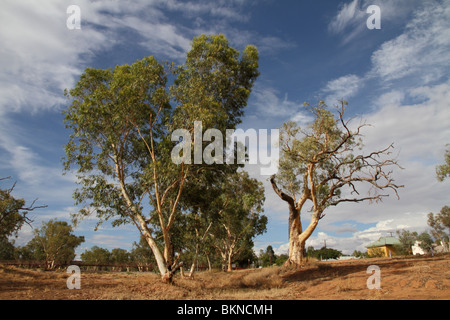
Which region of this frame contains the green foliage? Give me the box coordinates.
[130,236,156,265]
[396,229,419,255]
[81,246,111,264]
[0,182,26,238]
[111,248,130,263]
[258,245,276,267]
[63,56,171,228]
[173,34,259,130]
[80,247,130,264]
[0,237,15,260]
[27,219,84,269]
[306,246,343,260]
[352,250,369,258]
[208,171,267,269]
[436,146,450,181]
[427,206,450,250]
[417,232,434,252]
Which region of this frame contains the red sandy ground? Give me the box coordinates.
[0,254,449,300]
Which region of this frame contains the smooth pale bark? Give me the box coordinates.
[227,252,233,272]
[187,222,212,278]
[116,161,173,282]
[271,176,320,265]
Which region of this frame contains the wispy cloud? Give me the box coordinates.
[0,0,287,117]
[323,0,450,103]
[321,74,362,105]
[370,0,450,83]
[250,85,311,125]
[159,0,252,22]
[0,1,109,115]
[328,0,362,35]
[328,0,424,44]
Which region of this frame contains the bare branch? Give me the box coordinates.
[270,175,295,207]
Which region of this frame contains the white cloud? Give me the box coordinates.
[90,234,131,249]
[370,0,450,83]
[159,0,251,22]
[328,0,362,35]
[321,74,362,105]
[328,0,424,43]
[272,212,432,255]
[363,83,450,162]
[323,0,450,105]
[0,0,278,118]
[251,86,311,125]
[0,1,110,115]
[116,16,191,60]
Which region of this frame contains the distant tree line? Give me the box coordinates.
[257,245,288,267]
[257,245,343,266]
[0,216,263,272]
[1,172,266,273]
[306,246,343,260]
[0,219,84,269]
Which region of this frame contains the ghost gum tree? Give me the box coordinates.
[208,171,267,272]
[271,101,403,265]
[63,34,259,283]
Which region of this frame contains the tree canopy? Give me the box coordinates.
[63,34,260,282]
[27,219,84,269]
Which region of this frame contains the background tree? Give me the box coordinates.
[306,246,342,260]
[177,210,212,277]
[271,101,403,265]
[209,171,267,271]
[395,229,419,255]
[0,237,15,260]
[352,250,369,258]
[275,253,289,266]
[428,206,450,252]
[233,240,257,267]
[259,245,276,267]
[0,177,46,240]
[63,34,259,283]
[130,236,157,271]
[111,248,130,264]
[417,232,434,253]
[81,246,111,265]
[28,220,84,269]
[436,145,450,181]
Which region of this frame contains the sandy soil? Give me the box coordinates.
[1,254,449,300]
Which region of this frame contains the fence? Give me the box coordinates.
[0,260,247,272]
[0,260,156,272]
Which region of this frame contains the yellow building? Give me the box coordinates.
[366,236,401,257]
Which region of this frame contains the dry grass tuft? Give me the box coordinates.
[236,267,284,289]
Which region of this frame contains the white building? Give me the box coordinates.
[411,241,426,255]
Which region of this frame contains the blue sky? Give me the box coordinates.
[1,0,449,257]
